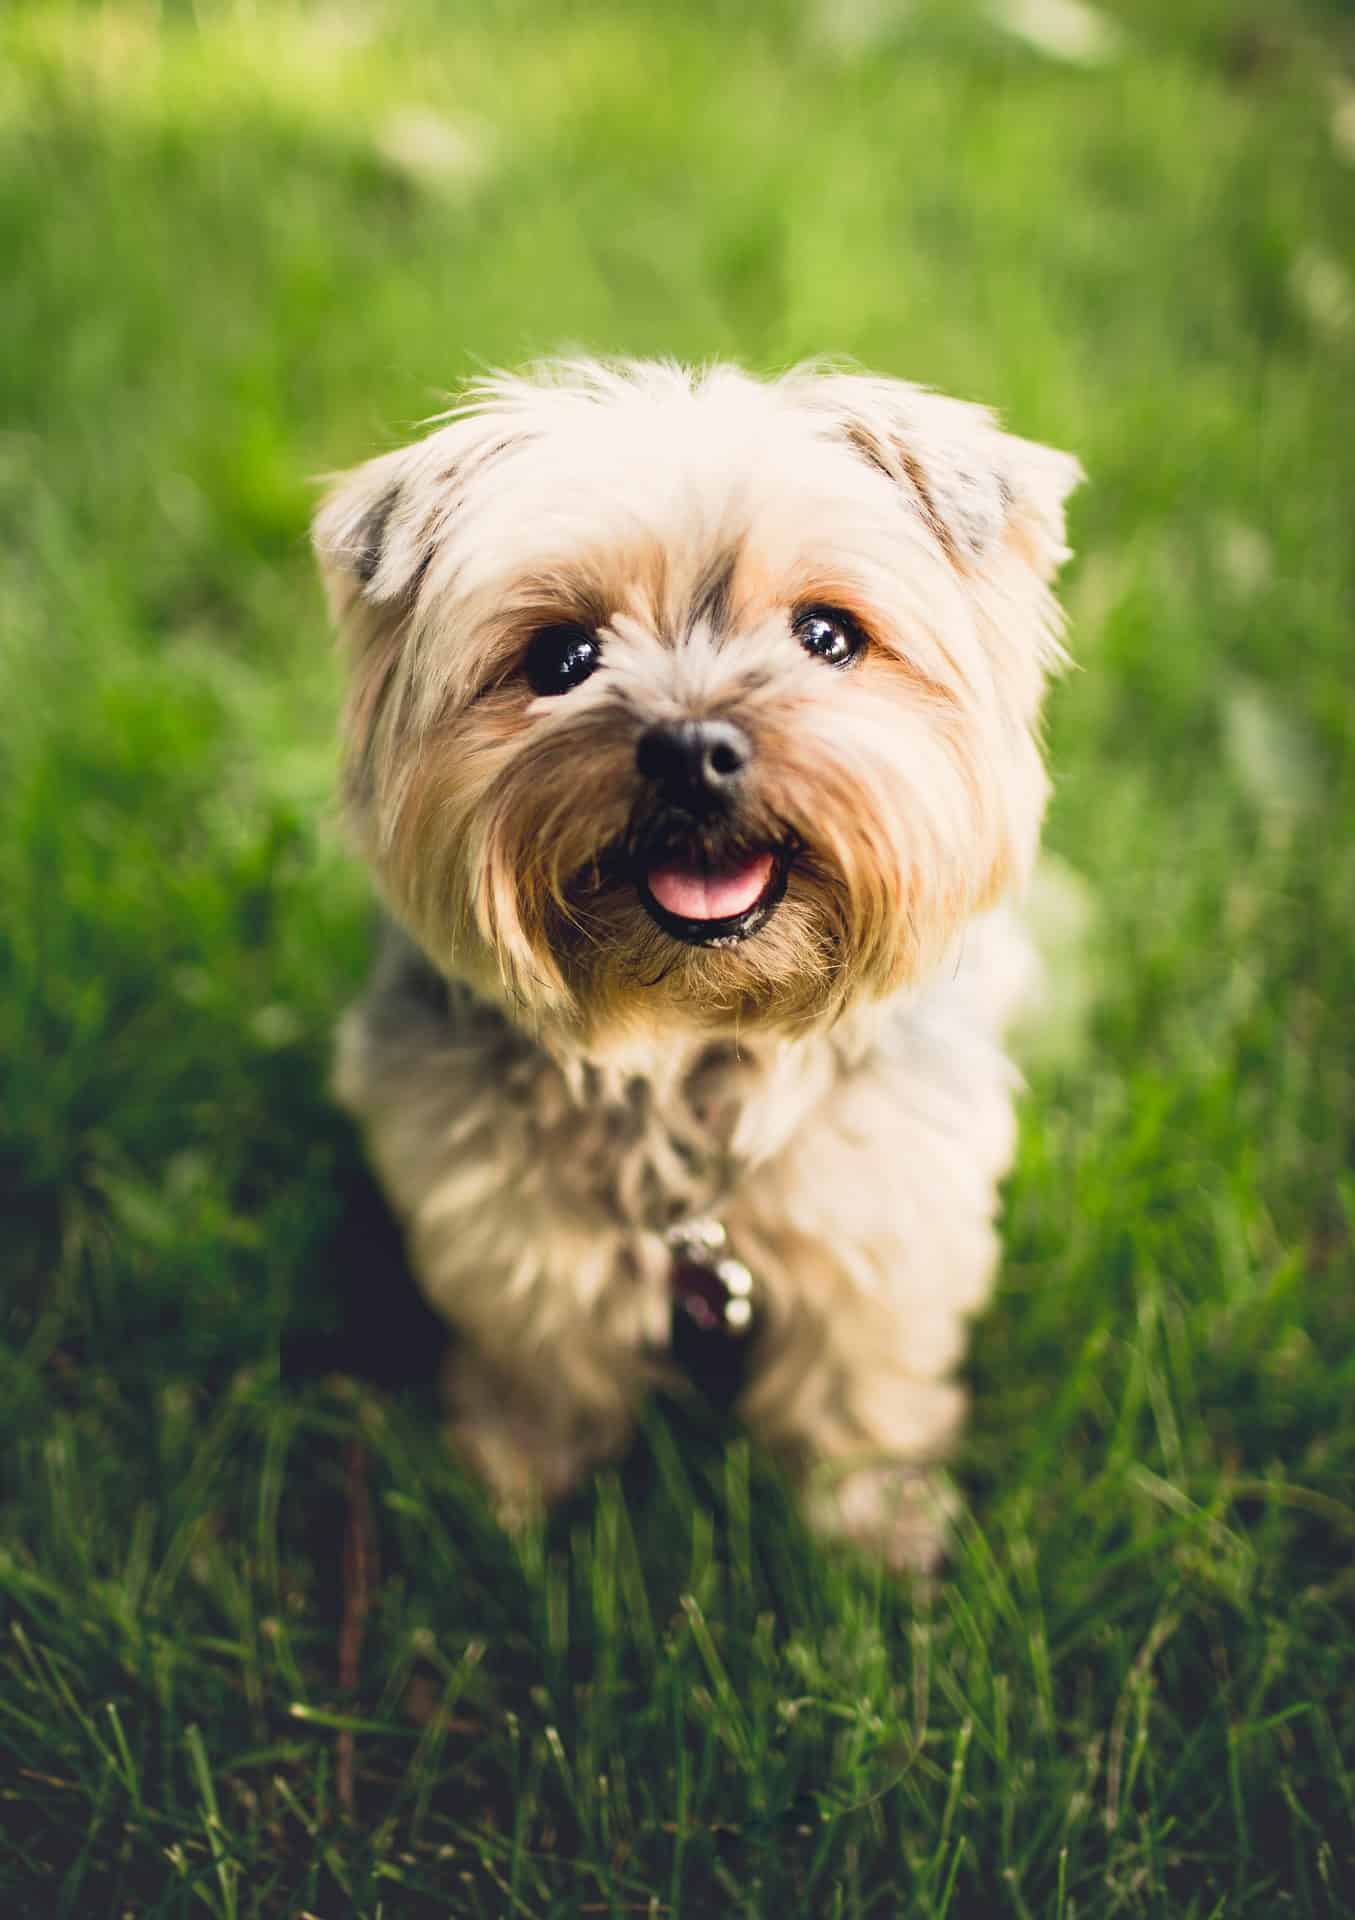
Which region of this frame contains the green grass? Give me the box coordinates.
[3,0,1354,1912]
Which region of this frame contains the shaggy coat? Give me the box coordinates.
[314,358,1079,1566]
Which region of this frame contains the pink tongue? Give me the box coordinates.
[647,850,775,922]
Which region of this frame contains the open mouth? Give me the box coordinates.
[637,844,790,947]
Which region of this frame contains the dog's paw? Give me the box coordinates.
[805,1461,956,1575]
[445,1411,594,1530]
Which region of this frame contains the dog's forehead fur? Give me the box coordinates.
[432,366,921,585]
[316,359,1078,659]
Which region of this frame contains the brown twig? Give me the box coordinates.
[337,1434,376,1815]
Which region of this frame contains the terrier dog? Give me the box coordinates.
[313,358,1079,1569]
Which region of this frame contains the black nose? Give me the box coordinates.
[636,719,751,810]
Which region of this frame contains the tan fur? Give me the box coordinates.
[315,357,1080,1568]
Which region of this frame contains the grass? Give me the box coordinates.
[2,0,1354,1912]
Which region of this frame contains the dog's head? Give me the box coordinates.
[314,359,1079,1042]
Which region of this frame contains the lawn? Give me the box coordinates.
[2,0,1354,1913]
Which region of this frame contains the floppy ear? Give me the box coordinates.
[807,373,1082,583]
[313,410,533,817]
[312,442,431,637]
[313,400,530,631]
[993,428,1084,584]
[312,436,452,821]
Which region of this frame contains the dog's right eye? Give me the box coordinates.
[525,624,602,696]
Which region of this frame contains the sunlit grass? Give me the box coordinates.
[2,0,1353,1913]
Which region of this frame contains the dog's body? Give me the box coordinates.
[315,358,1079,1568]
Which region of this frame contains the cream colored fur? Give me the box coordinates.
[315,357,1080,1569]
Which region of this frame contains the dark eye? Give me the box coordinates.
[525,623,602,696]
[793,605,866,667]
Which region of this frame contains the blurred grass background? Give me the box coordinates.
[2,0,1354,1914]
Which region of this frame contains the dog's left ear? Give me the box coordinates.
[811,374,1082,583]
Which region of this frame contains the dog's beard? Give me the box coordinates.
[550,841,862,1036]
[558,799,811,1023]
[601,802,794,949]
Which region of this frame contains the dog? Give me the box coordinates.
[312,357,1080,1569]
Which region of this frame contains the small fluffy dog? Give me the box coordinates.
[313,358,1079,1569]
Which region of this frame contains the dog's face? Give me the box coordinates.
[315,360,1079,1041]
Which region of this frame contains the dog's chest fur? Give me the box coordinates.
[336,924,878,1342]
[562,1047,745,1230]
[335,911,1030,1447]
[360,925,854,1227]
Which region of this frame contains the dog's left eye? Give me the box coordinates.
[525,623,602,696]
[793,606,866,668]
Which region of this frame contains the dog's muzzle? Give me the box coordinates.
[627,720,790,945]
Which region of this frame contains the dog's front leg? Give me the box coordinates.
[334,963,657,1527]
[440,1330,640,1530]
[401,1202,659,1528]
[736,1277,967,1572]
[725,1156,1002,1574]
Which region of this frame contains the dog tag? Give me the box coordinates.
[666,1220,756,1338]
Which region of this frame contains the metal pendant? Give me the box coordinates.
[666,1217,755,1336]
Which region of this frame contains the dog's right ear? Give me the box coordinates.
[312,409,530,653]
[312,413,527,810]
[312,439,453,817]
[311,443,430,636]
